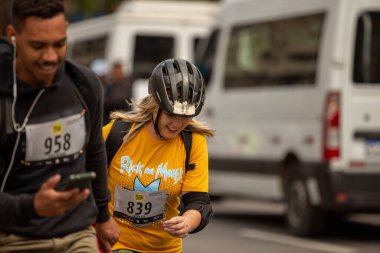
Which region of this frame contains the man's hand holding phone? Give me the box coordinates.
[55,172,96,191]
[34,172,96,217]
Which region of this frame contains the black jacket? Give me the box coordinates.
[0,37,110,238]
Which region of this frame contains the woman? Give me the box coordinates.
[103,58,215,253]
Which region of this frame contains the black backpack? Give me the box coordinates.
[0,97,11,150]
[105,119,195,172]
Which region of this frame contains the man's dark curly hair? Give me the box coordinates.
[12,0,65,31]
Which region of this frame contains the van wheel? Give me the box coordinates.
[286,175,326,236]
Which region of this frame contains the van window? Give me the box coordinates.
[225,13,324,88]
[133,35,174,79]
[196,29,220,86]
[194,37,203,55]
[70,35,108,66]
[353,12,380,84]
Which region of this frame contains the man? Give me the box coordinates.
[0,0,119,252]
[103,61,133,125]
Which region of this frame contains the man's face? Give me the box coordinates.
[10,13,68,87]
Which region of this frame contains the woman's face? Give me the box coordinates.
[157,111,192,139]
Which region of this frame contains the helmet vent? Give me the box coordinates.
[196,69,202,79]
[162,65,171,88]
[162,65,168,75]
[186,62,194,74]
[189,87,194,102]
[173,60,181,74]
[177,87,183,101]
[161,65,173,102]
[166,86,173,102]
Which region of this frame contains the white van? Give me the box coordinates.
[197,0,380,236]
[66,0,219,101]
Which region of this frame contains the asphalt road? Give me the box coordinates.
[183,198,380,253]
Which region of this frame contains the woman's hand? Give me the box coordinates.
[163,209,201,238]
[96,217,120,253]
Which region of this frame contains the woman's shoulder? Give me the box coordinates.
[191,131,207,144]
[102,119,116,140]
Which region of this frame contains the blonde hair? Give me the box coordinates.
[110,95,215,143]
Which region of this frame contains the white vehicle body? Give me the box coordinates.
[197,0,380,235]
[67,0,219,101]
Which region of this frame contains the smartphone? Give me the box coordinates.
[56,172,96,191]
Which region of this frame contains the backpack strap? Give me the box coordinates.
[65,60,92,112]
[105,119,132,167]
[181,130,195,172]
[0,96,6,150]
[0,96,13,152]
[65,60,100,148]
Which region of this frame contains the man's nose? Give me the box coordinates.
[42,47,58,62]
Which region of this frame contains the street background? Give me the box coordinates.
[183,198,380,253]
[2,1,380,252]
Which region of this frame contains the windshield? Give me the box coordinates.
[195,29,220,86]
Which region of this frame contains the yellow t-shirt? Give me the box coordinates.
[103,121,209,253]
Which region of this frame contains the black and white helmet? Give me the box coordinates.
[148,58,205,116]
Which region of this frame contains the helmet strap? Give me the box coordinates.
[152,107,164,139]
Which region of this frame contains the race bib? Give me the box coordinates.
[24,112,86,166]
[113,185,168,227]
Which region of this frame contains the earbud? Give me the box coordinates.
[10,36,16,45]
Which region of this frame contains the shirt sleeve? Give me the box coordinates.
[0,135,39,225]
[0,192,39,226]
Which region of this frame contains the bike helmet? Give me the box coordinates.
[148,58,205,117]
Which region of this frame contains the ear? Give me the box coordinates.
[6,25,16,41]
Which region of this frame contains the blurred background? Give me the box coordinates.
[0,0,219,31]
[2,1,380,252]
